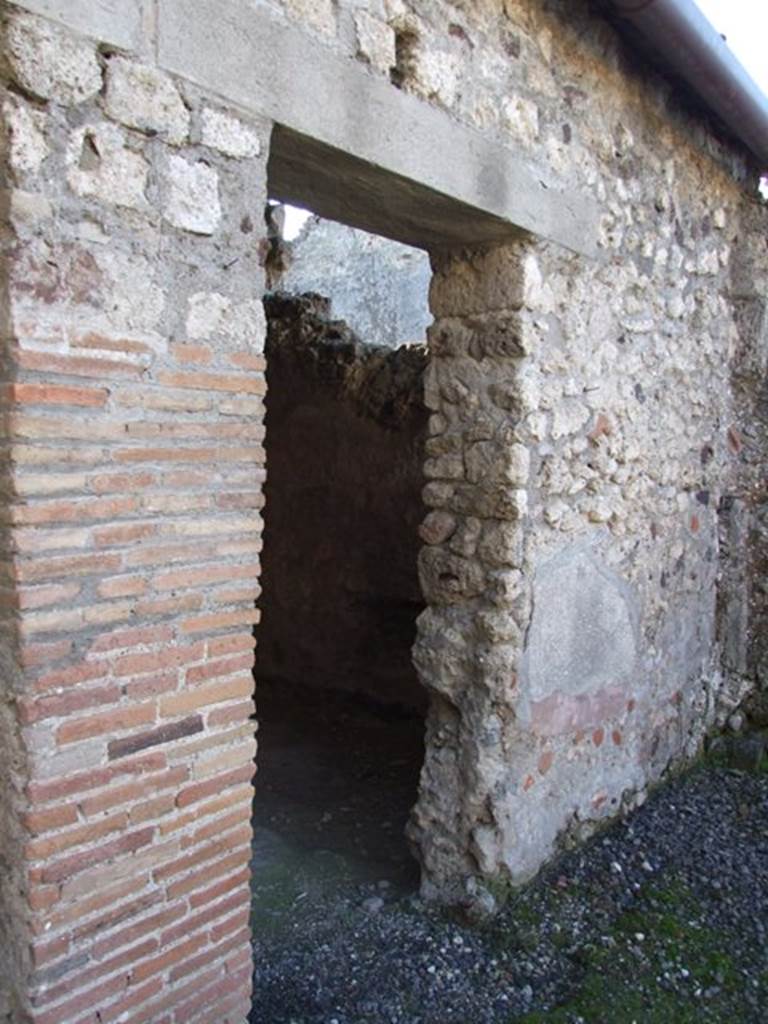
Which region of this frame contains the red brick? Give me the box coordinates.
[131,932,209,984]
[33,972,127,1024]
[79,766,188,816]
[229,351,266,371]
[125,965,222,1024]
[13,495,138,526]
[166,847,251,899]
[125,541,219,568]
[124,670,179,700]
[32,659,107,693]
[159,674,253,717]
[180,807,248,852]
[27,752,166,804]
[108,715,203,760]
[161,890,244,948]
[116,445,263,465]
[89,976,164,1024]
[39,827,154,884]
[9,382,108,407]
[19,682,120,724]
[92,903,186,959]
[93,521,159,546]
[129,792,177,825]
[207,699,255,727]
[71,330,154,354]
[97,574,148,599]
[160,783,252,836]
[207,633,256,658]
[216,490,264,510]
[89,624,173,654]
[154,824,252,883]
[17,582,82,610]
[29,933,69,968]
[157,369,265,394]
[188,866,250,911]
[169,925,248,984]
[56,701,156,744]
[89,470,156,495]
[16,552,121,583]
[176,763,254,809]
[44,877,146,935]
[28,888,60,915]
[36,939,158,1008]
[186,653,255,685]
[171,342,212,365]
[113,641,205,677]
[27,812,128,861]
[15,349,142,379]
[213,585,261,604]
[154,561,260,592]
[19,638,73,667]
[171,962,251,1023]
[209,909,250,944]
[135,593,204,618]
[181,608,260,634]
[22,804,78,835]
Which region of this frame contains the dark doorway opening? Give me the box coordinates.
[251,216,430,929]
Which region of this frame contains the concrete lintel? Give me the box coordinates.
[157,0,601,257]
[10,0,145,53]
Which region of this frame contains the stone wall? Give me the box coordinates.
[257,293,428,712]
[0,0,766,1020]
[280,216,432,347]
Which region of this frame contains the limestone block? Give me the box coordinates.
[477,521,524,568]
[200,108,261,158]
[163,156,221,235]
[418,547,485,604]
[186,291,266,349]
[466,441,529,485]
[4,10,101,105]
[501,94,539,146]
[66,125,149,211]
[105,57,190,145]
[419,510,457,545]
[430,247,527,316]
[354,11,396,74]
[3,97,47,177]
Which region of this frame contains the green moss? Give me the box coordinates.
[513,876,754,1023]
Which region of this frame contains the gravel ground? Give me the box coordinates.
[250,758,768,1024]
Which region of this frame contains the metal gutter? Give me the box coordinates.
[608,0,768,168]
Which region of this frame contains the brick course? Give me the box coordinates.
[0,8,266,1020]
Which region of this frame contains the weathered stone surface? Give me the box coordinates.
[3,96,47,177]
[282,216,431,347]
[162,154,221,233]
[354,11,396,74]
[104,57,190,145]
[3,9,101,104]
[66,124,149,211]
[186,291,266,348]
[200,106,261,158]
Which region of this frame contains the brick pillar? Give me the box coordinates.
[0,9,267,1022]
[408,243,536,898]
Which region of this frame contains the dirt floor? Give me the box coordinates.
[250,678,424,933]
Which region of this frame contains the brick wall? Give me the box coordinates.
[0,7,268,1020]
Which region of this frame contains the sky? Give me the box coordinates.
[282,0,767,235]
[693,0,768,99]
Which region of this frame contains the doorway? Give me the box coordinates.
[251,209,431,927]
